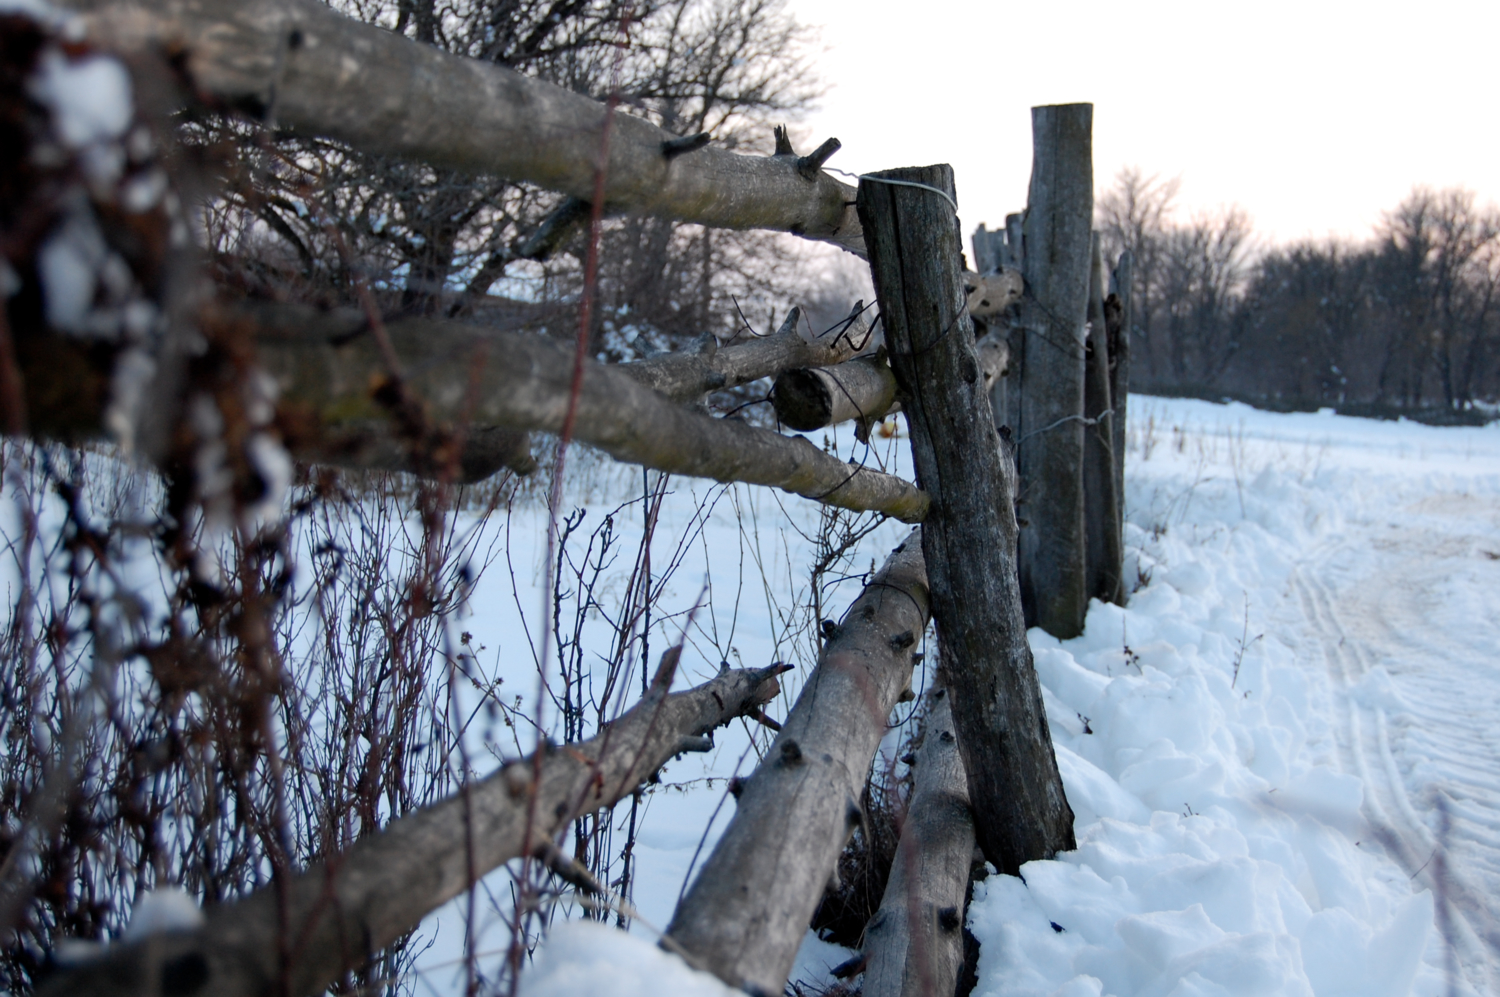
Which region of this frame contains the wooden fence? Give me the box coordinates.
[2,1,1130,993]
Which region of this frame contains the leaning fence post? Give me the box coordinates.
[1015,102,1094,639]
[857,164,1074,875]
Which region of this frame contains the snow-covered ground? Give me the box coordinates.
[506,397,1500,997]
[7,395,1494,996]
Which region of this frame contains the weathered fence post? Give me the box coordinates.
[1015,103,1094,638]
[1084,233,1124,604]
[857,164,1074,875]
[1108,251,1133,532]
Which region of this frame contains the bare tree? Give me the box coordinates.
[1096,167,1180,383]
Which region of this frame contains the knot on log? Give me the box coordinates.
[888,630,915,650]
[778,739,804,766]
[938,906,962,933]
[661,131,711,159]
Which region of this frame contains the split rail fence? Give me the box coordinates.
[1,1,1133,993]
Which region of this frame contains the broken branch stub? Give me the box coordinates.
[665,532,930,995]
[76,0,865,254]
[772,356,897,432]
[38,660,789,997]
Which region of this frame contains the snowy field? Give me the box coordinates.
[488,397,1500,997]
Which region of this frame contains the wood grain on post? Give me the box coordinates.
[856,164,1074,874]
[236,302,928,521]
[665,533,931,996]
[1016,103,1093,639]
[1084,233,1124,605]
[1108,252,1133,534]
[39,657,789,997]
[861,687,975,997]
[74,0,865,255]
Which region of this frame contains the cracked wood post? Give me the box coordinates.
[861,686,974,997]
[1084,233,1124,604]
[1015,103,1094,639]
[1108,251,1133,536]
[38,657,788,997]
[235,301,928,521]
[857,163,1074,874]
[73,0,865,254]
[664,533,931,996]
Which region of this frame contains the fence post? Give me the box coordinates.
[1015,103,1093,638]
[1109,251,1133,533]
[858,164,1075,875]
[1085,233,1124,604]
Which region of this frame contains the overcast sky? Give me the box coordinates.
[788,0,1499,250]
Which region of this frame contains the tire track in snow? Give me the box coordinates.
[1293,522,1500,995]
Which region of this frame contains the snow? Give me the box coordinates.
[29,49,133,150]
[507,397,1500,997]
[122,887,204,941]
[3,390,1495,995]
[518,920,738,997]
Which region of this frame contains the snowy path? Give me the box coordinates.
[1290,493,1500,994]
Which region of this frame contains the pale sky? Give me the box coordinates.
[790,0,1500,250]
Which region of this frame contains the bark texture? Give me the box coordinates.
[1084,234,1123,604]
[39,658,788,997]
[75,0,865,254]
[1108,251,1132,535]
[857,164,1074,875]
[623,304,875,404]
[239,301,928,521]
[861,687,975,997]
[1016,103,1093,639]
[665,533,931,996]
[294,422,538,481]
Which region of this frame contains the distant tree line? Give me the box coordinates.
[1098,169,1500,419]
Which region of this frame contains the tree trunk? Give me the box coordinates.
[1108,251,1133,535]
[237,301,929,521]
[40,657,789,997]
[74,0,866,255]
[857,164,1074,875]
[860,686,975,997]
[665,533,931,996]
[1015,103,1093,639]
[1084,234,1123,605]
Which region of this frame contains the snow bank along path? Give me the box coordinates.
[511,398,1500,997]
